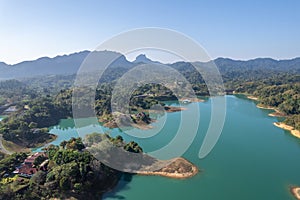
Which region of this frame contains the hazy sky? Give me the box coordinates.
[0,0,299,64]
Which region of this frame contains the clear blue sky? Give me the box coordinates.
[0,0,299,64]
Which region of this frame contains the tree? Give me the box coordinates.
[30,171,46,185]
[59,177,70,190]
[74,183,82,193]
[65,138,85,151]
[124,141,143,153]
[60,140,67,149]
[33,155,47,167]
[28,122,38,129]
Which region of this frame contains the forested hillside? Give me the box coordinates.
[0,53,299,149]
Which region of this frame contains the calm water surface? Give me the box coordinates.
[38,96,300,199]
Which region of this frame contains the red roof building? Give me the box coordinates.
[13,152,47,178]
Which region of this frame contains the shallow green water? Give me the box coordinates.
[0,115,5,121]
[39,96,300,199]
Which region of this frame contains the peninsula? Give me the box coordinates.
[136,157,198,179]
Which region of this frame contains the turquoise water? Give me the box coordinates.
[0,115,5,121]
[40,96,300,199]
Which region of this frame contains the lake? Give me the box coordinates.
[39,95,300,199]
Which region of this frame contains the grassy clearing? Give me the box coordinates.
[2,140,29,153]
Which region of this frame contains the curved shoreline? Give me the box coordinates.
[256,104,285,117]
[291,187,300,200]
[257,104,300,139]
[239,94,299,139]
[273,122,300,139]
[136,157,198,179]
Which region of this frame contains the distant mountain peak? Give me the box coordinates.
[133,54,160,64]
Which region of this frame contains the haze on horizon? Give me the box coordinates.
[0,0,300,64]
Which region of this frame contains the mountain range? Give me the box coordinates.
[0,50,299,80]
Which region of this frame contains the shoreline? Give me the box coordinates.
[238,93,300,140]
[31,133,58,149]
[268,112,286,117]
[273,122,300,139]
[101,105,187,129]
[256,104,276,110]
[234,93,259,101]
[247,95,259,101]
[179,97,205,103]
[256,104,285,117]
[164,106,187,113]
[291,187,300,200]
[136,157,198,179]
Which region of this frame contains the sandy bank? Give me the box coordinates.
[238,94,283,114]
[273,122,300,139]
[136,157,198,179]
[241,95,285,117]
[180,97,204,103]
[249,96,300,140]
[164,106,187,113]
[256,104,285,117]
[291,187,300,200]
[256,104,276,110]
[268,112,285,117]
[247,95,259,101]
